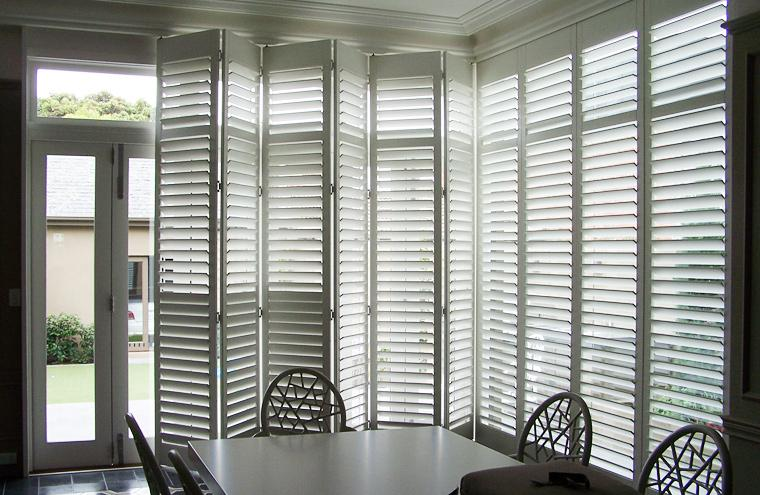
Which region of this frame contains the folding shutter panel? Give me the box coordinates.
[262,40,333,380]
[334,42,369,430]
[476,49,520,441]
[370,51,442,427]
[444,54,474,434]
[220,31,260,438]
[522,28,574,419]
[156,29,220,455]
[646,0,727,448]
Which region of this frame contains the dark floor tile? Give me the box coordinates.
[37,485,72,495]
[5,477,38,495]
[70,473,103,485]
[38,476,71,489]
[71,482,106,494]
[103,480,146,493]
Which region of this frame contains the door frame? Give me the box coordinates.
[30,140,114,470]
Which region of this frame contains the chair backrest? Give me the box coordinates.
[637,424,731,495]
[516,391,593,465]
[168,450,205,495]
[125,412,172,495]
[260,367,349,436]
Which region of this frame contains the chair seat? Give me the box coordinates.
[161,465,210,494]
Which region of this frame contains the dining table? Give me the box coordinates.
[189,425,519,495]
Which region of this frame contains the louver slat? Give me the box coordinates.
[370,52,442,427]
[478,67,519,435]
[221,31,259,439]
[263,41,332,381]
[445,55,474,431]
[335,43,369,429]
[523,55,573,418]
[156,30,219,454]
[647,0,726,451]
[579,29,638,478]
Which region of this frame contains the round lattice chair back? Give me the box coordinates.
[516,392,593,465]
[637,424,731,495]
[259,367,350,436]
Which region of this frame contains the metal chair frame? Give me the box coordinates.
[637,424,731,495]
[259,367,351,436]
[168,450,206,495]
[125,412,173,495]
[516,391,593,465]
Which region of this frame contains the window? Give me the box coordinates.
[476,0,726,479]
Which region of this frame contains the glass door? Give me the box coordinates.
[31,141,114,470]
[31,141,156,470]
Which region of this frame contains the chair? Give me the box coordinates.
[125,412,173,495]
[259,367,352,436]
[168,450,206,495]
[516,391,593,465]
[637,424,731,495]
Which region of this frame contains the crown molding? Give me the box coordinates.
[460,0,542,35]
[472,0,628,61]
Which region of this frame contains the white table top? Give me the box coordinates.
[189,426,519,495]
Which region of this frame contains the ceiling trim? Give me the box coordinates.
[460,0,542,34]
[93,0,470,34]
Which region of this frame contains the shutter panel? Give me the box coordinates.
[522,30,574,418]
[647,1,726,448]
[156,29,220,454]
[477,50,520,438]
[578,4,638,478]
[444,54,474,433]
[334,42,369,429]
[262,40,333,380]
[370,52,442,427]
[220,32,260,438]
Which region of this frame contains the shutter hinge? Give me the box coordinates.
[442,306,447,317]
[109,295,114,313]
[217,180,222,192]
[216,311,221,324]
[442,187,446,198]
[330,183,335,195]
[259,66,263,77]
[366,419,373,430]
[330,60,335,71]
[219,49,223,61]
[330,309,335,320]
[367,189,372,199]
[258,185,263,197]
[257,306,263,318]
[367,305,371,316]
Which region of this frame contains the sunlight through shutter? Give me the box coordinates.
[156,30,220,453]
[220,32,260,438]
[334,42,369,429]
[522,33,574,418]
[477,50,520,437]
[647,0,727,449]
[444,54,474,433]
[262,41,333,379]
[370,52,442,427]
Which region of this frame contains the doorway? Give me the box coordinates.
[30,141,155,471]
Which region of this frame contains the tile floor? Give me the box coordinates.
[2,468,149,495]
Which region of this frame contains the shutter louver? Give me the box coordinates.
[334,42,369,429]
[220,32,260,438]
[477,54,520,436]
[445,55,474,432]
[522,54,573,417]
[262,41,333,379]
[156,30,220,453]
[647,1,726,449]
[579,27,638,478]
[370,52,442,427]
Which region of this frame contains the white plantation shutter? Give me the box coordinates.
[370,52,442,427]
[477,50,520,440]
[522,29,574,418]
[444,54,474,433]
[647,0,727,449]
[220,31,260,438]
[334,42,369,429]
[578,3,639,477]
[156,29,220,455]
[262,40,333,379]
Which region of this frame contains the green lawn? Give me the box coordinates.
[46,360,154,404]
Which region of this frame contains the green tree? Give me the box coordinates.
[38,91,153,121]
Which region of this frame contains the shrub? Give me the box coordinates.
[46,313,94,364]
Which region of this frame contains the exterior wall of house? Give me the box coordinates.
[45,224,151,325]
